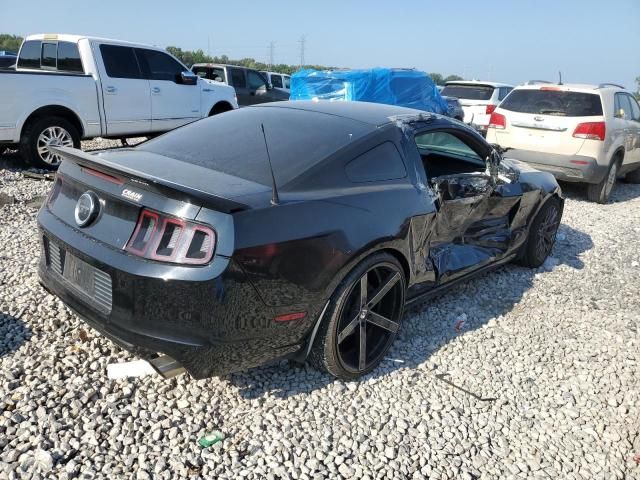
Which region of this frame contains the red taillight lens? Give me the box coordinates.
[572,122,605,141]
[125,209,216,265]
[486,104,497,115]
[488,112,506,129]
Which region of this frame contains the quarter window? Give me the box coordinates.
[284,76,291,89]
[100,44,142,79]
[346,142,406,183]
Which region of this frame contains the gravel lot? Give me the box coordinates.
[1,141,639,480]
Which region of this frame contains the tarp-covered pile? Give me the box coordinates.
[290,68,449,114]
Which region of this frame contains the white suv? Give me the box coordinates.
[486,83,640,203]
[440,81,513,134]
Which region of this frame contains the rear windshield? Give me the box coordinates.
[441,84,494,101]
[138,107,373,187]
[499,89,603,116]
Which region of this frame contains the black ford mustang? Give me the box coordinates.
[38,101,563,380]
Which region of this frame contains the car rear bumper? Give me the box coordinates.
[37,207,313,379]
[503,149,608,184]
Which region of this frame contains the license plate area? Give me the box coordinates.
[47,240,113,314]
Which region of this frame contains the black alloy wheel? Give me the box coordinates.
[517,197,562,268]
[309,253,406,380]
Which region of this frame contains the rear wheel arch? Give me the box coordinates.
[209,101,233,116]
[20,105,84,139]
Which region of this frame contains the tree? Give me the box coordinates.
[429,73,444,86]
[0,34,23,53]
[444,74,464,82]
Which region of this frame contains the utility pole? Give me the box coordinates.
[298,35,306,68]
[269,41,275,68]
[207,36,211,58]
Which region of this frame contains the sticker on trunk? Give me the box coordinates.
[121,189,143,202]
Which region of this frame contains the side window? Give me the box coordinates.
[100,44,142,79]
[271,75,283,88]
[41,42,57,69]
[138,49,184,81]
[229,68,246,88]
[212,67,226,82]
[284,76,291,89]
[17,40,42,69]
[346,142,407,183]
[415,131,483,163]
[248,70,267,90]
[57,41,83,73]
[615,93,632,120]
[626,95,640,122]
[192,66,209,78]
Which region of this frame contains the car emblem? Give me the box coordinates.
[534,116,544,122]
[74,191,100,227]
[121,188,143,202]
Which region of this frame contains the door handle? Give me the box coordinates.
[152,87,161,94]
[105,86,117,94]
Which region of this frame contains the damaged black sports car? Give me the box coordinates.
[38,101,563,380]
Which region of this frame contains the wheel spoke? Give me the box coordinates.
[358,321,367,370]
[337,315,360,344]
[359,273,368,309]
[367,272,400,309]
[367,311,399,333]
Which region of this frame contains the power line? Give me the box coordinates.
[269,41,275,68]
[298,35,306,67]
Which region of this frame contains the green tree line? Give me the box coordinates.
[0,34,23,53]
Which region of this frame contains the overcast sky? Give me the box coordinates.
[4,0,639,89]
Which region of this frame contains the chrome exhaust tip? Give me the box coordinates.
[149,355,186,379]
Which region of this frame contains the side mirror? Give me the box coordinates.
[267,82,274,90]
[487,149,501,178]
[180,71,198,85]
[615,108,625,119]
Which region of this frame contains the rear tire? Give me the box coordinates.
[20,116,80,170]
[586,159,619,203]
[308,252,406,380]
[624,167,640,184]
[516,197,562,268]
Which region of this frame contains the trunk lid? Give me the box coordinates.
[47,146,268,250]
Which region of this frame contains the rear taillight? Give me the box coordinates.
[486,104,497,115]
[125,209,216,265]
[572,122,605,141]
[488,112,506,129]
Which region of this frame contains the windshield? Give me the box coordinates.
[441,84,494,101]
[499,89,603,116]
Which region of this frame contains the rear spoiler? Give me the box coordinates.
[50,146,250,213]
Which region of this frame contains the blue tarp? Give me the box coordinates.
[290,68,449,115]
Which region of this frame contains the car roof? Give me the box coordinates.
[251,101,428,127]
[24,33,166,51]
[513,83,627,93]
[445,80,513,88]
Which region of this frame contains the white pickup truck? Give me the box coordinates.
[0,34,238,169]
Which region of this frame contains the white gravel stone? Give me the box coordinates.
[0,141,638,479]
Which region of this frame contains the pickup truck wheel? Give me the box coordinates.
[21,117,80,170]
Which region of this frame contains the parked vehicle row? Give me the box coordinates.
[487,82,640,203]
[192,63,289,106]
[0,34,238,168]
[0,50,17,69]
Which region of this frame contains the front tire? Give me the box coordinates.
[586,160,618,203]
[516,197,562,268]
[20,117,80,170]
[309,252,406,380]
